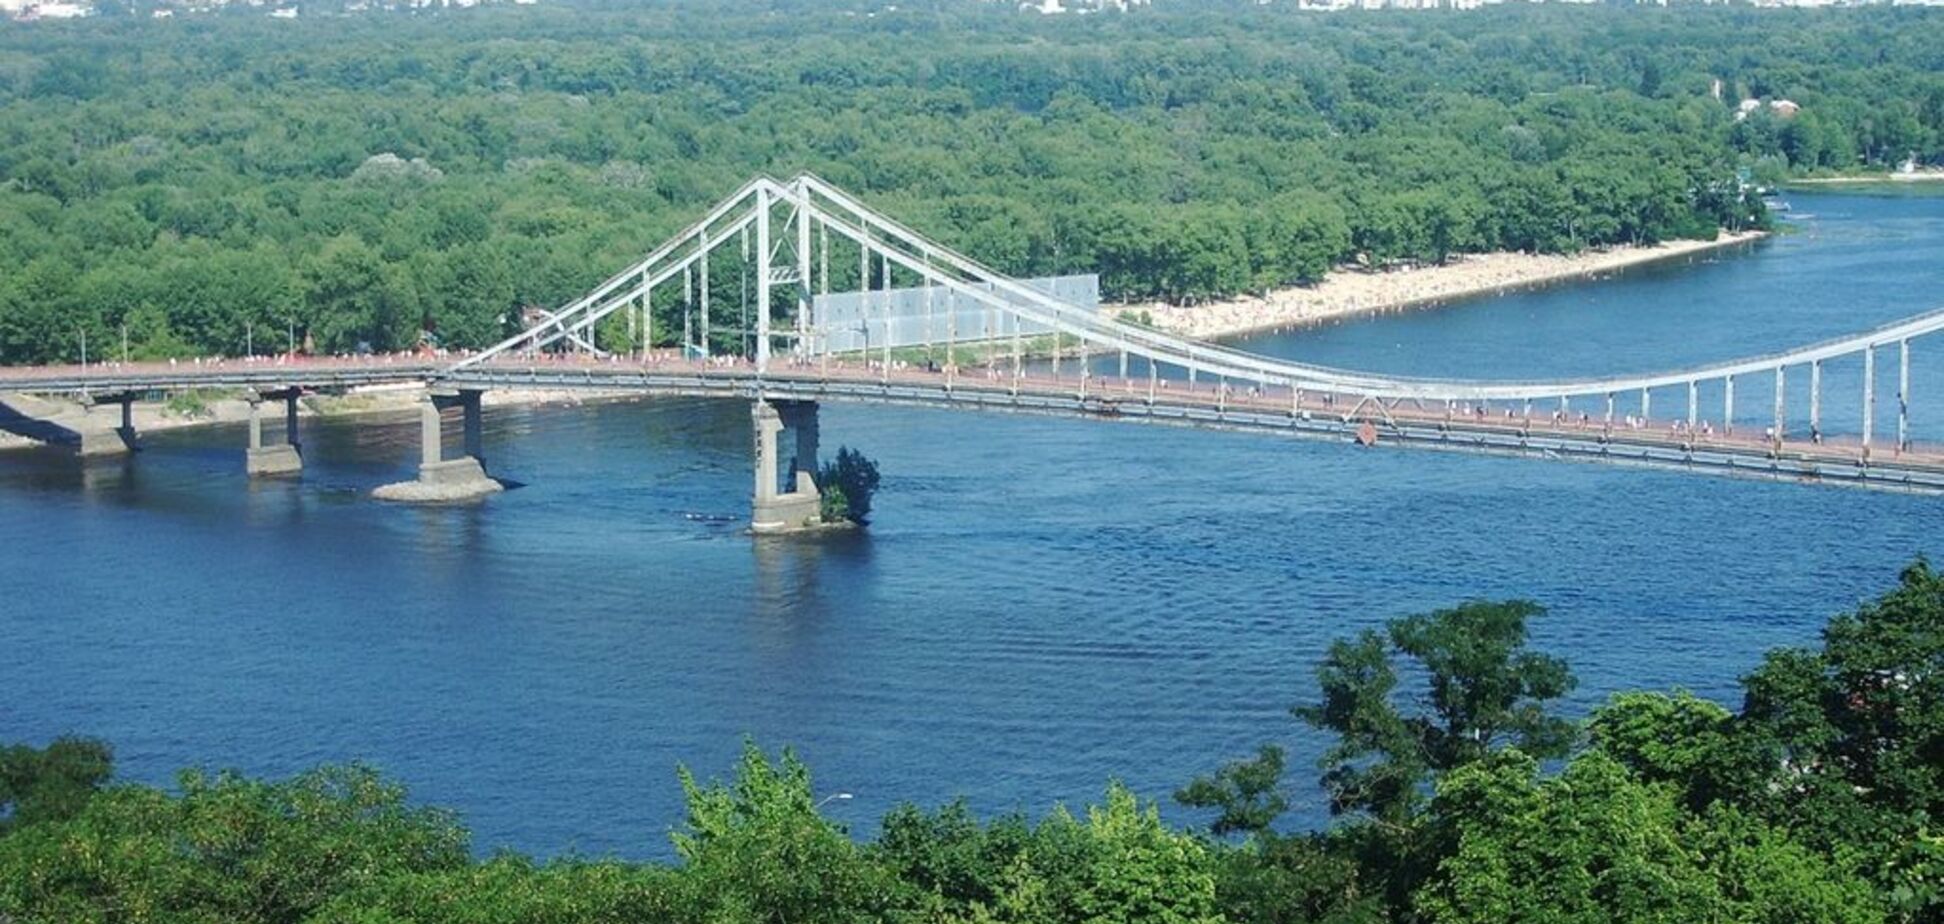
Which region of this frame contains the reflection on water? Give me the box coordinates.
[2,191,1942,858]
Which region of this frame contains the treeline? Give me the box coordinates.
[4,560,1938,923]
[0,2,1939,362]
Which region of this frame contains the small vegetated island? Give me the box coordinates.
[0,2,1939,363]
[2,561,1939,922]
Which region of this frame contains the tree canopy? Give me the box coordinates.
[8,2,1938,363]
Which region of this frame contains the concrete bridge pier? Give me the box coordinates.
[0,391,136,456]
[75,392,140,456]
[245,389,303,476]
[73,392,140,457]
[373,388,501,502]
[751,398,823,533]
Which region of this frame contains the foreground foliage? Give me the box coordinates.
[818,446,883,525]
[3,561,1939,922]
[11,1,1941,362]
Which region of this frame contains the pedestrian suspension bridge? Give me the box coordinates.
[3,173,1941,525]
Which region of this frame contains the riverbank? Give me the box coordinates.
[1113,230,1768,341]
[1787,170,1944,186]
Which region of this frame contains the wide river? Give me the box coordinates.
[4,190,1941,856]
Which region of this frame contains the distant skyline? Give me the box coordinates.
[8,0,1944,23]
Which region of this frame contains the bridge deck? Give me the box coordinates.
[453,355,1944,495]
[4,356,1940,494]
[0,358,438,393]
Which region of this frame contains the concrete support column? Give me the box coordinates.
[751,398,823,532]
[461,390,484,464]
[792,404,820,498]
[245,388,302,476]
[1899,339,1910,452]
[374,388,499,502]
[1863,345,1876,456]
[77,393,139,456]
[1723,375,1735,435]
[1810,360,1823,443]
[752,402,780,508]
[420,395,443,467]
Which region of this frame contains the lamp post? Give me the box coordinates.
[814,792,854,811]
[79,326,86,368]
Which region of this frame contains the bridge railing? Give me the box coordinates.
[449,172,1939,454]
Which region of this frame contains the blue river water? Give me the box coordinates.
[2,189,1941,857]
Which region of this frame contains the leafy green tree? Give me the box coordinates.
[0,764,468,924]
[1205,833,1383,924]
[0,257,81,364]
[1414,750,1880,924]
[1587,690,1771,814]
[818,446,882,525]
[308,856,683,924]
[875,801,1039,919]
[0,736,112,836]
[1738,559,1944,921]
[1068,782,1223,924]
[414,240,518,349]
[1295,600,1577,826]
[672,740,891,924]
[1176,744,1291,840]
[303,236,421,354]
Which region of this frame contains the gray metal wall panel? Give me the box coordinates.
[809,275,1098,354]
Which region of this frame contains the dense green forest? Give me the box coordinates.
[3,560,1940,923]
[0,1,1940,363]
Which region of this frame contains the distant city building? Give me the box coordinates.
[9,0,91,18]
[1020,0,1147,11]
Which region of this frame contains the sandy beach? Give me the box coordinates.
[1114,229,1769,341]
[1787,171,1944,186]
